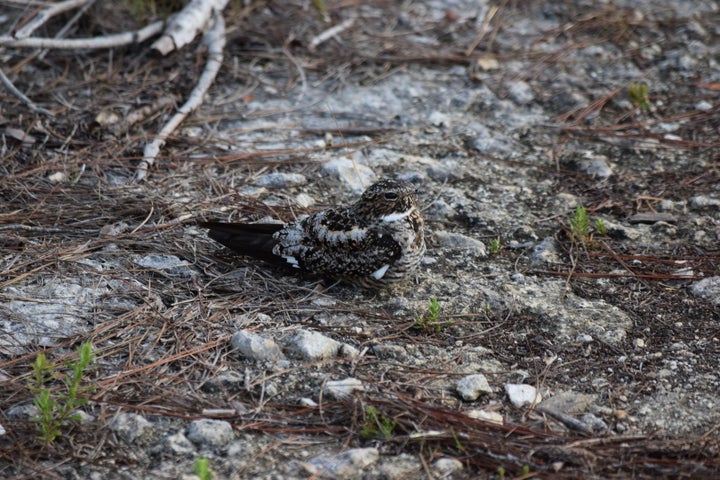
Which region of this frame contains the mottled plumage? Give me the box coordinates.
[201,179,425,287]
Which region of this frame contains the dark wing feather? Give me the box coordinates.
[200,222,284,264]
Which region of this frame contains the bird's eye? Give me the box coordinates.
[384,192,398,200]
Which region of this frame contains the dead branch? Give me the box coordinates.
[0,20,165,49]
[135,9,226,182]
[13,0,92,39]
[0,67,54,116]
[152,0,231,55]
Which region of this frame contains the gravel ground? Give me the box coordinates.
[1,1,719,479]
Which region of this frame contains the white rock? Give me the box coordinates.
[232,330,286,362]
[322,157,376,194]
[289,330,341,360]
[186,419,234,446]
[303,448,379,478]
[110,412,151,442]
[507,80,535,104]
[456,374,492,401]
[505,384,542,408]
[163,432,196,455]
[324,378,364,399]
[466,409,504,425]
[433,457,464,477]
[691,276,720,305]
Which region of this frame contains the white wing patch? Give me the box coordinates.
[380,207,414,223]
[371,264,390,280]
[283,255,300,268]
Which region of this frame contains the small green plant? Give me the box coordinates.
[489,237,501,254]
[628,82,650,110]
[361,405,396,439]
[194,456,213,480]
[569,206,590,243]
[31,342,95,444]
[414,297,444,333]
[594,218,607,235]
[497,466,506,480]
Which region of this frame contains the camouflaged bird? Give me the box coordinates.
[200,179,425,288]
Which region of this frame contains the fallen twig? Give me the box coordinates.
[0,67,54,116]
[152,0,230,55]
[135,9,226,181]
[14,0,92,40]
[0,20,164,49]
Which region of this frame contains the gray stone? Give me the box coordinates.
[163,432,196,455]
[303,448,379,478]
[456,374,492,401]
[110,412,152,443]
[6,403,39,420]
[255,172,307,188]
[186,419,234,446]
[576,153,613,178]
[434,231,487,257]
[135,254,195,277]
[691,276,720,305]
[232,330,286,362]
[322,157,376,194]
[507,80,535,104]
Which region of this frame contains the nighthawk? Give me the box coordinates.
[200,179,425,287]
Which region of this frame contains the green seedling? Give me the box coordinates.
[361,405,396,439]
[194,456,213,480]
[489,237,501,254]
[414,297,444,333]
[628,82,650,110]
[31,342,95,444]
[594,218,607,235]
[569,206,590,243]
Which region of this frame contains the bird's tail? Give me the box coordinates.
[199,222,284,264]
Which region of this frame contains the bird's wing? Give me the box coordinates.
[200,222,284,264]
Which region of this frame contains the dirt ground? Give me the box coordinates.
[1,1,719,479]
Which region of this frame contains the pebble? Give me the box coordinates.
[135,254,195,277]
[162,432,196,455]
[110,412,152,442]
[288,329,341,360]
[507,80,535,104]
[433,231,487,257]
[433,457,464,477]
[690,195,720,208]
[231,330,286,362]
[303,448,379,478]
[456,374,492,401]
[186,419,234,446]
[466,409,504,425]
[322,157,376,194]
[255,172,307,188]
[690,276,720,305]
[531,237,560,264]
[324,378,364,399]
[505,384,542,408]
[575,153,613,178]
[6,404,39,420]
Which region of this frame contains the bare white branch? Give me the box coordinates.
[151,0,230,55]
[308,17,355,52]
[135,10,226,182]
[14,0,92,39]
[0,20,164,49]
